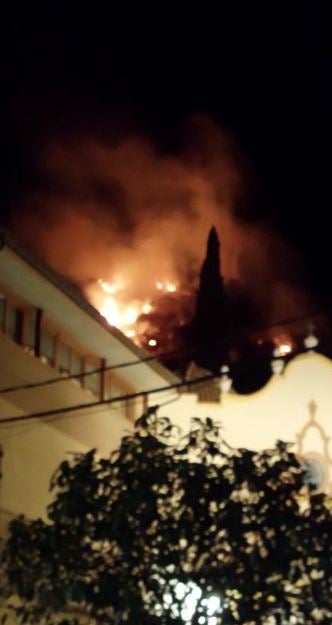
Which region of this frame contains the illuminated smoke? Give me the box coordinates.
[8,115,314,344]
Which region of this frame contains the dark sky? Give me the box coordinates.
[2,5,332,303]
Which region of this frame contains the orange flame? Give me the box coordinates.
[273,333,295,356]
[89,277,178,344]
[155,281,177,293]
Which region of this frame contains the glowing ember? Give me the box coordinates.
[123,305,139,325]
[142,303,153,314]
[278,343,292,356]
[98,278,124,294]
[155,281,177,293]
[273,333,295,357]
[148,339,158,347]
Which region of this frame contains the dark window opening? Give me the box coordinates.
[7,305,24,345]
[0,296,6,333]
[84,361,100,395]
[71,351,84,385]
[58,341,71,375]
[25,311,36,353]
[40,329,56,367]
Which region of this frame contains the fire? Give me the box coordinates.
[142,303,153,314]
[90,277,179,344]
[98,282,143,336]
[100,298,139,329]
[273,333,295,357]
[155,281,177,293]
[90,276,298,364]
[97,278,124,294]
[278,343,292,356]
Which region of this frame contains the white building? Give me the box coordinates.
[0,234,179,533]
[1,233,331,540]
[159,344,332,494]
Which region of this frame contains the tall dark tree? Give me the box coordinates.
[190,226,229,373]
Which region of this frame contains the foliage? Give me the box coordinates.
[1,412,332,625]
[190,227,229,373]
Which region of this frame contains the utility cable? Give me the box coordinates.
[0,305,328,396]
[0,344,189,395]
[0,372,219,426]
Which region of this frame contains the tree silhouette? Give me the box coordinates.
[190,227,229,373]
[1,412,332,625]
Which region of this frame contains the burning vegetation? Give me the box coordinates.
[5,115,317,380]
[85,273,196,363]
[82,226,301,390]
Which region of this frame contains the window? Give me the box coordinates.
[104,376,123,401]
[25,310,36,354]
[0,287,37,352]
[104,375,135,420]
[302,456,326,491]
[0,284,110,401]
[7,304,24,344]
[84,359,100,396]
[0,295,6,333]
[71,350,84,384]
[39,324,92,390]
[40,329,56,366]
[58,341,71,375]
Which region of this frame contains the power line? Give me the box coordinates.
[255,307,328,332]
[0,304,329,397]
[0,372,219,426]
[0,345,188,395]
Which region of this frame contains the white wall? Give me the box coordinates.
[0,244,179,392]
[157,351,332,493]
[0,336,135,526]
[0,403,132,522]
[3,344,332,532]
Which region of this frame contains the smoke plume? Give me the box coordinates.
[9,115,312,328]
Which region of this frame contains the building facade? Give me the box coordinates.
[158,346,332,494]
[2,234,331,540]
[0,235,178,533]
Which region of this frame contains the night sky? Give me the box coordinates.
[2,5,332,306]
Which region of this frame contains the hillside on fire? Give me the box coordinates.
[76,224,331,392]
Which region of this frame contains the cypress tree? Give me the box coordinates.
[190,226,229,372]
